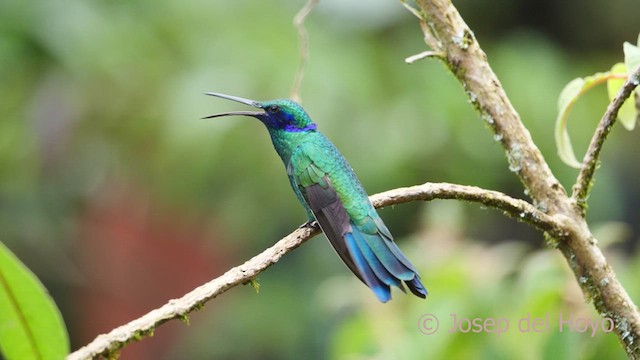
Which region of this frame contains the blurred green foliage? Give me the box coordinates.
[0,0,638,359]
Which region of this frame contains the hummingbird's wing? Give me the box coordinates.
[289,143,426,302]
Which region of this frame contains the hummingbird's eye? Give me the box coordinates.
[267,105,280,113]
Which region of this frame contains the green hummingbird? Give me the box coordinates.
[205,93,426,302]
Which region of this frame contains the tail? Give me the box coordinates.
[344,224,427,302]
[301,179,426,302]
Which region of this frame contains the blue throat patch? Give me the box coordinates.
[284,123,317,132]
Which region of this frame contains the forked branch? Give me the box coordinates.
[406,0,640,356]
[573,66,640,208]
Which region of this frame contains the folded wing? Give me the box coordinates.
[289,148,427,302]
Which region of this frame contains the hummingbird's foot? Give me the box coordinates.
[299,220,317,229]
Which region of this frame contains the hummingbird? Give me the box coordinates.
[204,93,427,302]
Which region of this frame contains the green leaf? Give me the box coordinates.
[623,35,640,75]
[555,78,585,168]
[607,63,637,130]
[0,242,69,360]
[555,72,619,168]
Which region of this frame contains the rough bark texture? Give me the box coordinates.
[573,66,640,208]
[412,0,640,357]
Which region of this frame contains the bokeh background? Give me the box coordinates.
[1,0,639,358]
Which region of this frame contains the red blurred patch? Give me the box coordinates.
[73,182,231,358]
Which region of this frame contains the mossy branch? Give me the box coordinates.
[66,182,553,360]
[572,66,640,208]
[406,0,640,357]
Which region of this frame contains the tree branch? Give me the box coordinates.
[572,66,640,209]
[409,0,566,209]
[407,0,640,357]
[376,183,562,235]
[67,182,553,360]
[67,2,639,358]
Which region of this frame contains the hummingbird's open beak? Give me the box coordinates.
[203,92,264,119]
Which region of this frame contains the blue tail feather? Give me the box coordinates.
[407,276,428,298]
[359,229,415,281]
[372,216,420,273]
[344,233,391,302]
[347,225,427,301]
[351,228,403,289]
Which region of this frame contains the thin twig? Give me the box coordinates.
[413,0,565,208]
[405,50,444,64]
[400,0,422,19]
[289,0,319,103]
[572,66,640,208]
[67,182,555,360]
